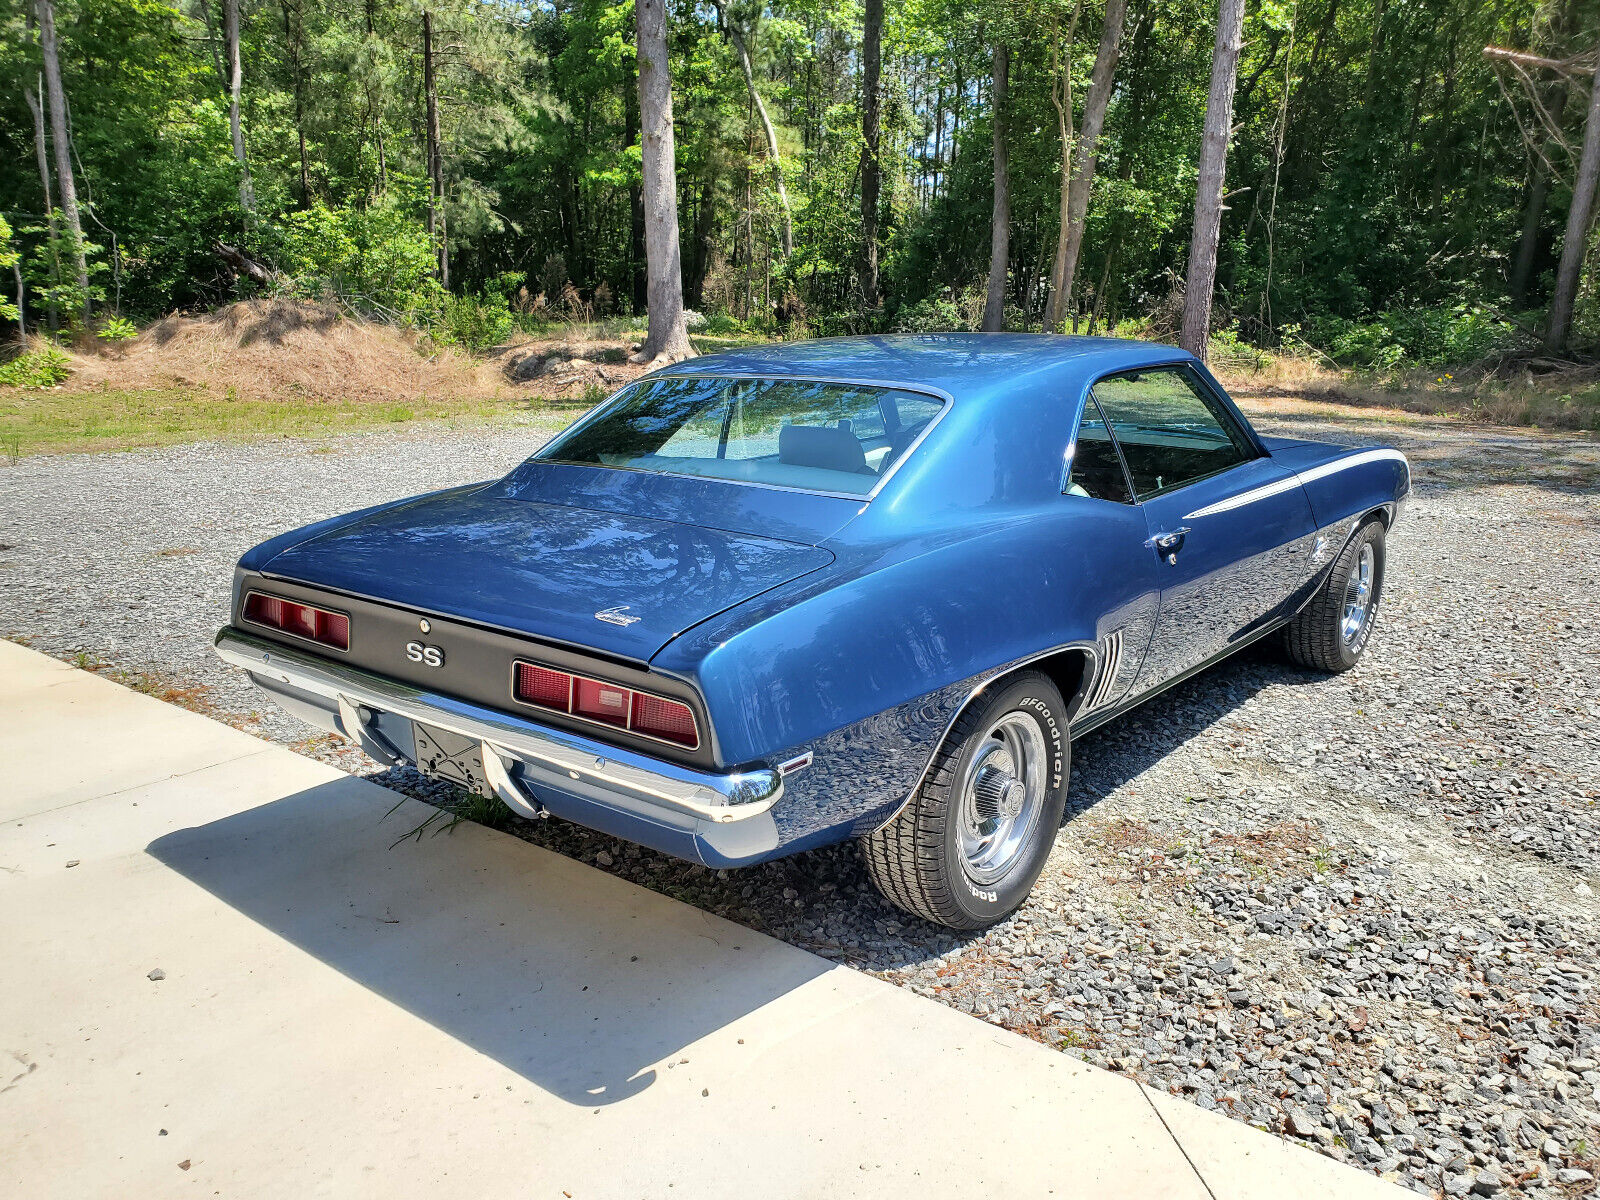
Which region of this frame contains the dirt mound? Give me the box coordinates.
[58,298,658,406]
[63,299,499,405]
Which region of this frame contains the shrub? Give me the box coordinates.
[891,295,969,333]
[440,292,514,351]
[276,200,443,319]
[0,346,72,388]
[98,316,139,342]
[1307,304,1525,369]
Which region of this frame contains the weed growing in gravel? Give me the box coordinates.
[387,787,515,847]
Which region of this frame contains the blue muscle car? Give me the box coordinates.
[216,335,1409,929]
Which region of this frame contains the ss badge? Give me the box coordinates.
[406,641,444,668]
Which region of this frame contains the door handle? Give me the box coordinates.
[1147,526,1190,564]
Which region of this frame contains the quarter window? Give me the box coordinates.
[1066,399,1133,504]
[1091,367,1253,499]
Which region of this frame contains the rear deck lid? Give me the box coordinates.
[256,485,834,662]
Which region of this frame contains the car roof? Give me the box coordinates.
[647,333,1194,399]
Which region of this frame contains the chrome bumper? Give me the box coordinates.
[214,627,782,824]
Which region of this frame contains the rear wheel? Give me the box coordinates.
[861,671,1069,930]
[1283,518,1386,673]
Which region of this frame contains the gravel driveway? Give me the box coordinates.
[4,402,1599,1198]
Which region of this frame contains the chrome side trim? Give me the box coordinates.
[215,627,781,823]
[1080,630,1124,713]
[869,640,1100,834]
[1182,475,1305,520]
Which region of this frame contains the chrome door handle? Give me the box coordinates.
[1147,526,1190,564]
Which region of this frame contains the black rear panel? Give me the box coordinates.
[233,572,720,768]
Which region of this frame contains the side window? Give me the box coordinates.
[1091,367,1253,499]
[1066,399,1133,503]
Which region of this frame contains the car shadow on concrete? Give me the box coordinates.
[146,777,832,1107]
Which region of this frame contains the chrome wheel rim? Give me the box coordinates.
[1340,542,1376,649]
[957,712,1048,886]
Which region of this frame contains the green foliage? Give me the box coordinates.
[0,217,18,324]
[275,199,443,318]
[439,292,514,351]
[98,316,139,342]
[0,347,72,389]
[1306,306,1526,369]
[0,0,1583,372]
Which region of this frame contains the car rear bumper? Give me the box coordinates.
[214,627,785,868]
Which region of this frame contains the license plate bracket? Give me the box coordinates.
[413,722,492,798]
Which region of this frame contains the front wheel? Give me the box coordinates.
[861,670,1069,930]
[1283,518,1386,673]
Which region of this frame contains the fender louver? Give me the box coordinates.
[1081,631,1124,714]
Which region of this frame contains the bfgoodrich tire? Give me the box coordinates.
[861,670,1069,930]
[1283,518,1386,673]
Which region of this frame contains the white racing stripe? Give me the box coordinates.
[1183,448,1410,520]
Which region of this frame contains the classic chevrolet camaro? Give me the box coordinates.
[217,334,1409,929]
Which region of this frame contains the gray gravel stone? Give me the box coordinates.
[4,409,1599,1198]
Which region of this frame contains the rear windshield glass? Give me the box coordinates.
[534,376,945,497]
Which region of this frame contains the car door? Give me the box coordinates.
[1061,396,1162,718]
[1089,364,1319,693]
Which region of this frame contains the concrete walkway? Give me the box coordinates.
[0,639,1410,1199]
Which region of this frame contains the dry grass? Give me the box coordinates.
[1216,354,1600,431]
[0,299,661,456]
[71,299,504,405]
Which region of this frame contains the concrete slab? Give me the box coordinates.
[0,637,75,687]
[0,656,269,821]
[1144,1086,1411,1199]
[0,644,1411,1199]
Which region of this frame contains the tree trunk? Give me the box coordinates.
[1545,48,1600,352]
[625,63,646,314]
[1042,4,1083,333]
[632,0,695,363]
[365,0,387,194]
[196,0,227,90]
[1512,159,1552,306]
[281,0,310,206]
[35,0,90,319]
[726,23,792,258]
[859,0,883,309]
[423,9,448,288]
[223,0,255,218]
[982,42,1010,333]
[23,84,62,331]
[687,171,715,309]
[1049,0,1127,329]
[1180,0,1246,359]
[11,258,24,346]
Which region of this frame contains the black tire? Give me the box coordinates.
[861,670,1070,930]
[1283,518,1386,673]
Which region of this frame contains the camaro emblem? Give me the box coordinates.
[595,605,641,627]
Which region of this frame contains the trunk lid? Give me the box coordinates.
[257,484,834,662]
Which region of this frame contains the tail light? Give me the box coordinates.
[514,660,699,749]
[243,591,350,651]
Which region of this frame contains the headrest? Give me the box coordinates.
[778,424,868,474]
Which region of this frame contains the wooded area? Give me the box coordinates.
[5,0,1600,369]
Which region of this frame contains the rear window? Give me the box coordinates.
[534,376,945,497]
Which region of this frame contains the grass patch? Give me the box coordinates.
[0,384,547,457]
